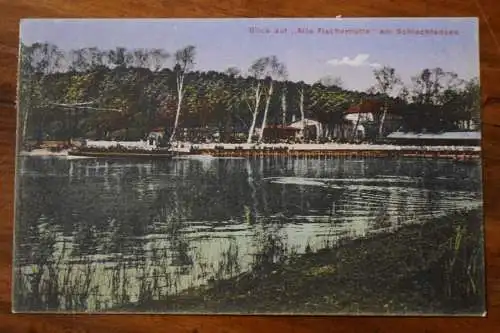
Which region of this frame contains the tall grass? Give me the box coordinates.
[437,210,484,310]
[13,241,98,312]
[14,208,484,313]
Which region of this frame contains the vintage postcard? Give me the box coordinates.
[13,18,484,315]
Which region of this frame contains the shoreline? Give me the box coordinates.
[20,142,481,160]
[114,208,485,315]
[170,142,481,152]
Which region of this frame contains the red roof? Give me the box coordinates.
[346,100,383,114]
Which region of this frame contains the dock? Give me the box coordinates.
[186,146,480,161]
[68,148,174,159]
[65,141,481,161]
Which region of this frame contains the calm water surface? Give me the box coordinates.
[13,155,482,311]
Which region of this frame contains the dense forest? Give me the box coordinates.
[18,42,481,145]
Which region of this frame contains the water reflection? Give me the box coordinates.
[13,155,482,311]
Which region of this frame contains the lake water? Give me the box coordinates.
[13,155,483,311]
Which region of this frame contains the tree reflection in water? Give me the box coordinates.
[13,156,482,311]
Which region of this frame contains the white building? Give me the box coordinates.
[343,112,375,139]
[146,130,165,146]
[289,118,323,140]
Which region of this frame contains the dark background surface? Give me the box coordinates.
[0,1,500,332]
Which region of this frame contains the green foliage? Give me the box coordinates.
[18,42,481,144]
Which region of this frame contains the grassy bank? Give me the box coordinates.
[118,209,485,315]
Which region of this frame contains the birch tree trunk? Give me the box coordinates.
[258,81,274,143]
[169,45,195,143]
[378,101,388,138]
[247,112,258,144]
[247,83,261,144]
[352,113,361,142]
[22,103,30,144]
[299,87,305,140]
[169,75,184,142]
[281,88,287,126]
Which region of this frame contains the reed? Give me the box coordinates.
[14,207,484,314]
[145,208,484,314]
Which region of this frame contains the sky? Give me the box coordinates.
[20,18,480,92]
